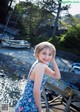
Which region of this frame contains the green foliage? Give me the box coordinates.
[14,1,80,55]
[61,14,80,28]
[48,36,61,48]
[63,25,80,50]
[31,36,51,46]
[47,24,80,55]
[14,2,54,43]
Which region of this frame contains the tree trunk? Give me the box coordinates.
[52,0,62,37]
[0,0,13,24]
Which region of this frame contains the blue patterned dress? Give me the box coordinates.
[15,61,47,112]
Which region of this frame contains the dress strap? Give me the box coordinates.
[27,60,39,78]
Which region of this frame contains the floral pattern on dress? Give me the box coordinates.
[15,61,48,112]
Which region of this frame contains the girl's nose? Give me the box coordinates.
[46,55,49,59]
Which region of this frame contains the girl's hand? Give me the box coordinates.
[51,49,56,62]
[53,48,56,58]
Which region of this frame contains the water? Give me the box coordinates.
[0,72,26,107]
[0,72,80,112]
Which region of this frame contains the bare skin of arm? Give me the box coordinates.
[33,63,45,112]
[33,52,60,112]
[45,59,61,79]
[45,50,61,79]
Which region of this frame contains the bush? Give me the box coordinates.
[63,25,80,50]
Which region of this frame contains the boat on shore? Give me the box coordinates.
[44,72,80,112]
[2,39,30,48]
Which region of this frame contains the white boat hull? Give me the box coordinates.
[2,40,30,48]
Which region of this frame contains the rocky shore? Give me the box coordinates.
[0,53,31,78]
[0,49,80,111]
[0,53,29,109]
[0,48,74,77]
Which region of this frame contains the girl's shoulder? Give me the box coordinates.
[34,61,46,70]
[36,62,45,67]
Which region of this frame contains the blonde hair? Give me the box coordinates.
[34,41,56,57]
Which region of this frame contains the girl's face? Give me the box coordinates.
[37,47,53,64]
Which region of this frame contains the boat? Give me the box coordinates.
[42,72,80,112]
[0,33,14,41]
[70,63,80,75]
[45,75,80,97]
[2,39,30,48]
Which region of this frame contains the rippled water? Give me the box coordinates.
[0,73,26,107]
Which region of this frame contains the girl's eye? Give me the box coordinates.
[49,54,52,56]
[43,52,46,55]
[42,52,52,56]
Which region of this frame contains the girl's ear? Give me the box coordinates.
[35,53,39,58]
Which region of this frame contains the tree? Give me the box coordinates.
[64,24,80,50]
[51,0,62,37]
[0,0,14,24]
[15,1,54,38]
[41,0,70,37]
[63,14,80,26]
[14,0,70,45]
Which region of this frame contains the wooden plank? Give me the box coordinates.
[45,76,80,97]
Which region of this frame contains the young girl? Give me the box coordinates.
[15,41,61,112]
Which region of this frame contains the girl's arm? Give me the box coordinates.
[45,50,61,80]
[51,58,61,79]
[33,63,45,112]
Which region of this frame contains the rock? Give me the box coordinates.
[0,53,31,78]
